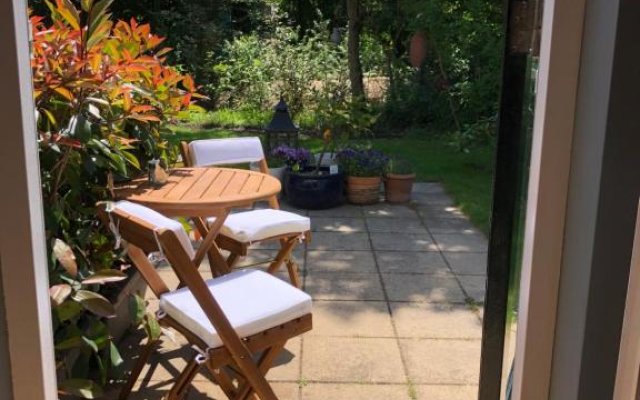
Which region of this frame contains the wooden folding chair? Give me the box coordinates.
[180,137,310,287]
[99,201,312,400]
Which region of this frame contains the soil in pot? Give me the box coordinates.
[285,167,344,209]
[384,173,416,203]
[346,176,382,204]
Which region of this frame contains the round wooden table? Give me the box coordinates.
[116,167,281,216]
[116,167,281,274]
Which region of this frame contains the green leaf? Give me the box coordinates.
[55,335,83,351]
[144,313,161,341]
[109,341,124,367]
[82,336,99,353]
[58,379,104,399]
[128,294,145,325]
[58,0,81,30]
[49,284,72,306]
[73,290,116,318]
[81,0,94,12]
[81,269,127,285]
[56,300,83,321]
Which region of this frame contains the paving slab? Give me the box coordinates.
[432,232,488,252]
[307,232,372,251]
[311,217,366,233]
[413,182,447,195]
[415,384,478,400]
[266,336,302,381]
[391,303,482,339]
[236,248,305,269]
[306,250,377,273]
[365,217,428,234]
[308,205,363,218]
[362,203,418,218]
[370,232,437,252]
[458,275,487,303]
[442,252,487,276]
[302,383,410,400]
[375,251,450,275]
[400,339,481,384]
[302,336,406,383]
[382,274,467,303]
[418,193,455,206]
[424,217,478,234]
[310,300,395,337]
[305,272,386,301]
[417,205,467,220]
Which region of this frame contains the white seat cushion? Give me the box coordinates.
[113,201,195,259]
[209,209,310,243]
[159,269,312,348]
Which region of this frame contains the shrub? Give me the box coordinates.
[212,19,350,118]
[31,0,200,396]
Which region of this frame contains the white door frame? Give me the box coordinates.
[0,0,58,398]
[511,0,587,397]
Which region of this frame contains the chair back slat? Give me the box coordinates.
[188,137,264,167]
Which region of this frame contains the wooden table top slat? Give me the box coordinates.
[115,167,280,217]
[181,168,222,201]
[164,168,207,201]
[240,174,265,195]
[204,169,236,199]
[221,171,251,198]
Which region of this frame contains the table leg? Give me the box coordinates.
[192,210,232,276]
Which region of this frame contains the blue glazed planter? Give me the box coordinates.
[284,167,344,210]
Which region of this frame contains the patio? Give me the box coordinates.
[116,182,487,400]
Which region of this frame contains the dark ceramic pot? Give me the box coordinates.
[284,167,344,210]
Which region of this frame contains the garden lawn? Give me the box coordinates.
[167,127,494,234]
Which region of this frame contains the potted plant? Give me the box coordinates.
[384,157,416,203]
[336,147,389,205]
[282,130,345,209]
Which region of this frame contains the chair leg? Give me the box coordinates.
[267,237,299,286]
[207,365,239,399]
[234,342,285,400]
[285,259,301,288]
[166,355,203,400]
[119,339,159,400]
[227,252,240,269]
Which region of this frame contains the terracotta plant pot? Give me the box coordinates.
[384,173,416,203]
[346,176,381,204]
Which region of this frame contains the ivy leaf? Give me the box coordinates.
[58,379,104,399]
[73,290,116,318]
[53,238,78,277]
[49,284,72,306]
[81,269,127,285]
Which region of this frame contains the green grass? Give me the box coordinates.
[178,109,319,131]
[166,125,495,234]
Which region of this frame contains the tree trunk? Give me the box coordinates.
[347,0,365,99]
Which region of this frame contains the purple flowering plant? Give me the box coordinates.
[271,145,312,172]
[335,147,389,177]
